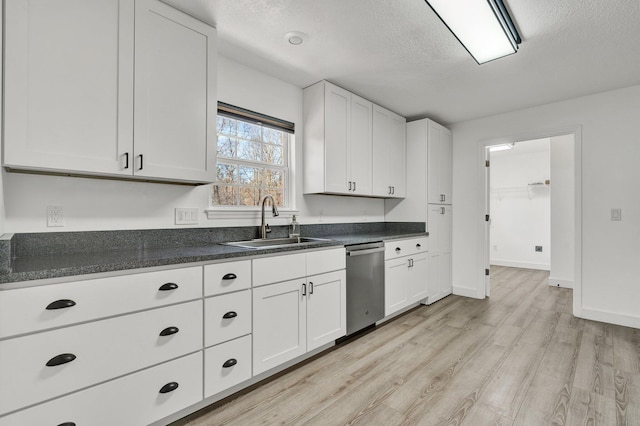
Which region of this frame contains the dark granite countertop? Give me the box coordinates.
[0,222,427,286]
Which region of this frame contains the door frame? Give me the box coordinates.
[477,126,582,315]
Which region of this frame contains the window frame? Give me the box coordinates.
[206,103,297,220]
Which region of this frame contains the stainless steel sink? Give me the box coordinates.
[224,237,332,249]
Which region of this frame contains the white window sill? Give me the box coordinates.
[205,208,299,221]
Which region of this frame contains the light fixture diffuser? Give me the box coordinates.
[425,0,521,64]
[489,143,514,152]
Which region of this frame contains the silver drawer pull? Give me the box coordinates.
[223,311,238,319]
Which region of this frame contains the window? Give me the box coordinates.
[212,103,293,208]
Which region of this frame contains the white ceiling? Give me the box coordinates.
[162,0,640,126]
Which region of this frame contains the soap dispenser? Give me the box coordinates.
[289,215,300,238]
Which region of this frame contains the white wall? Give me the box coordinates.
[451,84,640,329]
[1,56,384,233]
[490,139,550,270]
[550,134,575,288]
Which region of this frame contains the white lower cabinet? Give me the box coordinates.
[253,278,307,374]
[385,253,428,316]
[253,269,346,375]
[427,204,452,304]
[0,300,203,415]
[306,270,347,351]
[0,352,203,426]
[205,335,252,398]
[384,237,429,316]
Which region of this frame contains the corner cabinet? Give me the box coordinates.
[303,80,407,199]
[372,105,406,198]
[3,0,217,184]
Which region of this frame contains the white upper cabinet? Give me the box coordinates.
[427,121,452,204]
[3,0,134,176]
[134,0,217,183]
[304,81,373,196]
[372,105,406,198]
[3,0,217,184]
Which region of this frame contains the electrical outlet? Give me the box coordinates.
[47,206,64,227]
[175,208,199,225]
[535,246,543,252]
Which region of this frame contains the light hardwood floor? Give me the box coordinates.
[174,266,640,425]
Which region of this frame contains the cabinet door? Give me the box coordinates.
[385,257,410,316]
[408,254,429,304]
[441,127,453,203]
[427,121,444,204]
[427,205,452,304]
[134,0,217,183]
[388,112,407,198]
[373,106,407,198]
[3,0,134,176]
[324,82,351,194]
[253,279,306,375]
[307,270,346,351]
[350,94,373,196]
[428,121,452,204]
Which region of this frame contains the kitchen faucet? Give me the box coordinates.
[260,194,279,239]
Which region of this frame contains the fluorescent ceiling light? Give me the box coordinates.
[425,0,521,64]
[489,143,514,152]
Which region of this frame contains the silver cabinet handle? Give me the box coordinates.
[309,281,314,294]
[138,154,144,170]
[441,207,445,214]
[348,181,352,191]
[392,186,395,194]
[302,283,307,296]
[353,181,357,192]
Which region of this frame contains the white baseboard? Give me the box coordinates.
[453,285,483,299]
[490,259,550,271]
[548,277,573,289]
[577,307,640,330]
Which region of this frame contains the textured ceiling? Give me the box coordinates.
[161,0,640,125]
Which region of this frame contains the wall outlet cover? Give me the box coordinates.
[47,206,64,227]
[535,246,543,252]
[175,208,199,225]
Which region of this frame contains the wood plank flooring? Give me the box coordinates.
[173,266,640,425]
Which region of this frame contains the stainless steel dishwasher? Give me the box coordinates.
[345,242,385,335]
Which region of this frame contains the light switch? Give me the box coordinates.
[611,208,622,221]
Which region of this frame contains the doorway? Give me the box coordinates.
[482,129,579,302]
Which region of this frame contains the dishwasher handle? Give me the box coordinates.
[347,247,385,257]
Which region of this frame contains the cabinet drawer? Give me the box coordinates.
[252,252,306,287]
[204,335,252,398]
[204,259,251,296]
[306,247,345,276]
[0,300,202,415]
[384,237,428,260]
[0,266,202,339]
[0,352,203,426]
[205,290,251,347]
